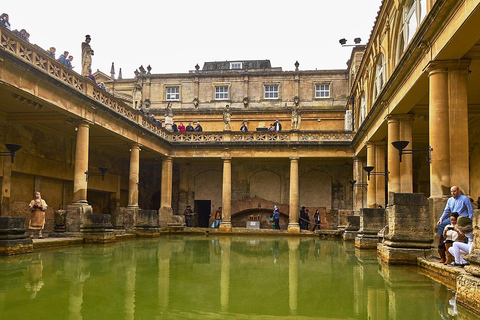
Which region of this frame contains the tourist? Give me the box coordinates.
[438,212,460,264]
[447,216,473,267]
[240,122,248,132]
[274,118,282,132]
[0,13,10,30]
[81,35,94,76]
[46,47,56,59]
[268,123,275,132]
[305,209,310,230]
[186,122,194,132]
[66,55,74,69]
[183,205,193,227]
[312,209,320,231]
[13,29,29,42]
[28,191,48,239]
[273,206,280,229]
[172,122,178,132]
[437,186,473,240]
[86,68,96,83]
[214,207,222,228]
[299,206,306,230]
[195,122,203,132]
[98,82,106,91]
[58,51,69,66]
[178,122,186,132]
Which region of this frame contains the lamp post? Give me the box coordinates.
[363,166,389,181]
[85,167,109,181]
[348,179,367,209]
[391,140,433,163]
[0,144,22,163]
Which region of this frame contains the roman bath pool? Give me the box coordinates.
[0,236,478,319]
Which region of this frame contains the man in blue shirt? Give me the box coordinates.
[437,186,473,237]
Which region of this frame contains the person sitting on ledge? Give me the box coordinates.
[437,186,473,242]
[438,212,461,264]
[447,216,473,267]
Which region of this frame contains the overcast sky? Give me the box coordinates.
[2,0,382,78]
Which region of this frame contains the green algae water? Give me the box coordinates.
[0,236,478,320]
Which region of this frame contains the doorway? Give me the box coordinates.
[195,200,211,228]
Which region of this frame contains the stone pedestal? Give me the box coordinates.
[378,193,432,264]
[0,217,33,255]
[355,208,385,249]
[135,210,160,237]
[113,207,137,233]
[338,210,354,229]
[53,210,66,233]
[81,213,115,243]
[457,210,480,313]
[343,215,360,241]
[65,203,93,234]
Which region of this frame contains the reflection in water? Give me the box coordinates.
[0,237,478,319]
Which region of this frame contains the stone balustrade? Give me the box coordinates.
[0,26,354,147]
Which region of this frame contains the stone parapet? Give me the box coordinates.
[0,217,33,255]
[81,213,115,243]
[355,208,385,249]
[135,210,160,237]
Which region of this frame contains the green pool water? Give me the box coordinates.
[0,236,478,320]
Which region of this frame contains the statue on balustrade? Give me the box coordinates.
[223,104,231,131]
[164,102,174,131]
[291,103,301,130]
[81,34,94,76]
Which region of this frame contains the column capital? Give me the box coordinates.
[387,113,414,123]
[426,60,471,75]
[289,156,299,161]
[222,157,232,161]
[162,156,173,162]
[130,143,141,150]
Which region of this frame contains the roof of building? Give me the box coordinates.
[202,60,273,71]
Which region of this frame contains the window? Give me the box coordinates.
[215,86,229,100]
[396,0,426,63]
[264,85,279,99]
[374,53,386,98]
[315,84,330,98]
[230,62,243,70]
[166,87,179,101]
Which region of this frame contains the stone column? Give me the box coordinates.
[375,142,386,208]
[1,157,12,215]
[219,157,232,232]
[448,62,470,195]
[387,115,400,195]
[366,142,376,208]
[73,121,90,203]
[288,157,300,233]
[159,157,173,226]
[427,64,450,198]
[353,157,365,211]
[399,115,413,193]
[128,144,140,207]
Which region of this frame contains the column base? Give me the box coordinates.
[81,213,115,243]
[158,206,173,227]
[0,217,33,255]
[219,222,232,232]
[135,210,160,236]
[287,223,300,233]
[343,231,358,241]
[66,203,93,233]
[0,239,33,256]
[377,243,430,265]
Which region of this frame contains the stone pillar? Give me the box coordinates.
[73,121,90,203]
[219,157,232,232]
[378,193,432,264]
[387,116,401,195]
[353,157,365,211]
[399,115,414,193]
[288,238,299,315]
[374,142,386,208]
[355,208,386,249]
[288,157,300,233]
[427,64,450,198]
[448,62,470,195]
[1,158,12,215]
[128,144,140,207]
[158,157,173,226]
[366,142,376,208]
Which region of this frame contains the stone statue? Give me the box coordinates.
[81,35,94,77]
[223,104,231,131]
[164,102,174,131]
[291,104,301,130]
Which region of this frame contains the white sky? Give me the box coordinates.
[2,0,382,78]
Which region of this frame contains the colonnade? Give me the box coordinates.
[358,59,471,209]
[70,125,304,232]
